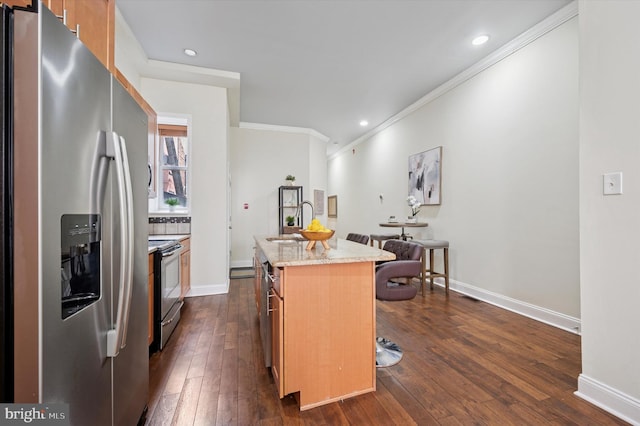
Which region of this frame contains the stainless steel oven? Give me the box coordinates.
[149,240,183,350]
[257,250,280,368]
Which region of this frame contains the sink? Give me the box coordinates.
[266,236,305,242]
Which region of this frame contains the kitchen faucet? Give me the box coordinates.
[296,200,314,220]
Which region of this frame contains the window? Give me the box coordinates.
[158,121,189,211]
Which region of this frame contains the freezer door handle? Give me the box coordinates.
[106,132,135,357]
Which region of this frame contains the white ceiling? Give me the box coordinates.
[116,0,572,155]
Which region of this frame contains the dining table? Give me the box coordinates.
[379,221,429,240]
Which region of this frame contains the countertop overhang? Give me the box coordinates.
[255,235,395,267]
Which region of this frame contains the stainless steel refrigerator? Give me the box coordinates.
[0,2,14,405]
[3,3,149,424]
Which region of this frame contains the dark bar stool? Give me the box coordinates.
[346,233,370,245]
[375,240,422,367]
[369,234,400,249]
[415,240,449,295]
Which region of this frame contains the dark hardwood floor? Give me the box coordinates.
[145,278,627,425]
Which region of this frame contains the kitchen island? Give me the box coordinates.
[254,236,394,410]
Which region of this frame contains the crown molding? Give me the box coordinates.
[329,0,579,161]
[239,122,331,142]
[115,6,241,126]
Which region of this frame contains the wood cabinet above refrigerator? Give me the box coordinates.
[4,0,115,72]
[46,0,115,72]
[114,68,158,198]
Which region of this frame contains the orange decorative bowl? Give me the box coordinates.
[300,230,335,250]
[300,230,335,241]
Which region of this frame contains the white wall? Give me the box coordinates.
[114,8,145,88]
[329,18,580,320]
[114,2,640,421]
[577,1,640,422]
[229,126,328,266]
[141,78,230,295]
[115,9,235,295]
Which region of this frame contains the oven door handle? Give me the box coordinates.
[161,301,184,327]
[162,244,183,258]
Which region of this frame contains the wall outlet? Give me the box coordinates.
[603,172,623,195]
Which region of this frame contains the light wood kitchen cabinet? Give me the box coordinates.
[114,69,157,119]
[114,69,158,197]
[180,237,191,299]
[1,0,33,7]
[148,252,154,346]
[42,0,115,72]
[269,262,376,410]
[4,1,115,71]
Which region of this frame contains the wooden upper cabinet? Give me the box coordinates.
[179,238,191,300]
[42,0,115,72]
[5,1,115,72]
[114,69,155,116]
[44,0,62,16]
[114,68,158,196]
[114,68,158,130]
[1,0,34,7]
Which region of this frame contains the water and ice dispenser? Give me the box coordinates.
[60,214,101,319]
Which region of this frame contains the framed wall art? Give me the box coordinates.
[314,189,325,215]
[408,146,442,205]
[327,195,338,218]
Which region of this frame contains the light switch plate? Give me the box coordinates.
[603,172,623,195]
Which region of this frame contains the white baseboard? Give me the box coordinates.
[185,273,636,424]
[230,259,253,269]
[438,278,640,424]
[184,281,230,297]
[576,374,640,425]
[437,278,581,334]
[222,267,581,332]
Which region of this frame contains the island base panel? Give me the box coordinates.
[281,262,376,409]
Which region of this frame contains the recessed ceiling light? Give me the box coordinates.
[472,35,489,46]
[183,48,197,57]
[359,120,369,127]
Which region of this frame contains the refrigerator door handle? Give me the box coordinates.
[119,135,135,347]
[106,131,134,357]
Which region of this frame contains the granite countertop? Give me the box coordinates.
[255,235,395,267]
